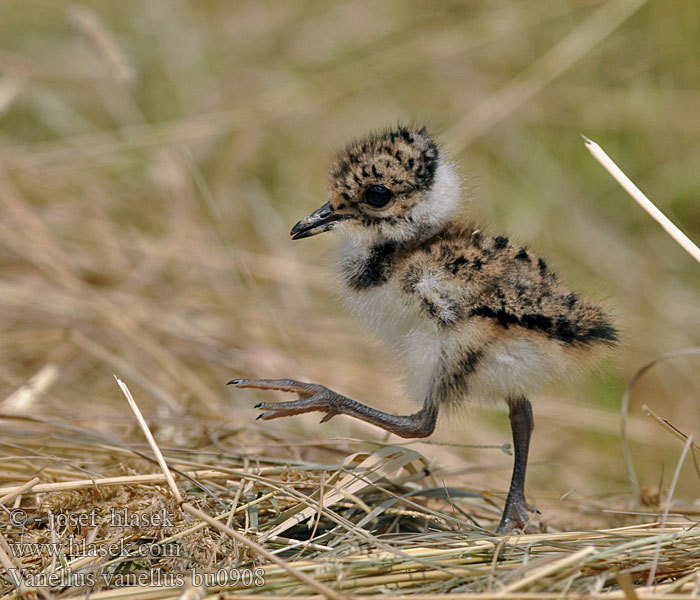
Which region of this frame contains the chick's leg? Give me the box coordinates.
[497,396,538,534]
[228,378,437,438]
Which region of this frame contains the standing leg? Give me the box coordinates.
[497,396,537,534]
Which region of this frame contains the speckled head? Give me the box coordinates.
[290,126,460,243]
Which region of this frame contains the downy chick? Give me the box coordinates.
[229,126,616,533]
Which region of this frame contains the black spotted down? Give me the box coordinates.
[470,304,617,346]
[515,248,530,261]
[435,348,485,402]
[391,223,617,347]
[414,133,439,191]
[494,236,509,249]
[345,242,397,290]
[331,126,439,196]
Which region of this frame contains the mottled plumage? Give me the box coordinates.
[230,126,617,534]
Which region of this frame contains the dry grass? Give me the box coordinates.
[1,1,699,597]
[0,411,699,598]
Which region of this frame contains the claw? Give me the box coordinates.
[227,378,248,386]
[319,412,338,424]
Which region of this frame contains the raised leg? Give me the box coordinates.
[228,378,437,438]
[497,396,537,534]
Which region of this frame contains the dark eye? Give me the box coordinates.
[363,185,394,208]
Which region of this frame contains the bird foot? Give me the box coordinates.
[228,378,340,422]
[496,496,539,535]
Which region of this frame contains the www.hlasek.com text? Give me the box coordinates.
[9,537,181,559]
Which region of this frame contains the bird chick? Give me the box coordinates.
[229,126,617,534]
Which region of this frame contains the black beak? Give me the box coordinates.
[290,202,348,240]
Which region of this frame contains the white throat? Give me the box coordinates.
[410,158,461,231]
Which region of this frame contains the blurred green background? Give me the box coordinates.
[1,1,698,521]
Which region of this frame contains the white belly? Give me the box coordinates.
[469,337,551,402]
[340,276,442,404]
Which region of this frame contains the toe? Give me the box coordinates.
[231,378,322,397]
[497,499,534,535]
[256,410,288,420]
[319,411,338,423]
